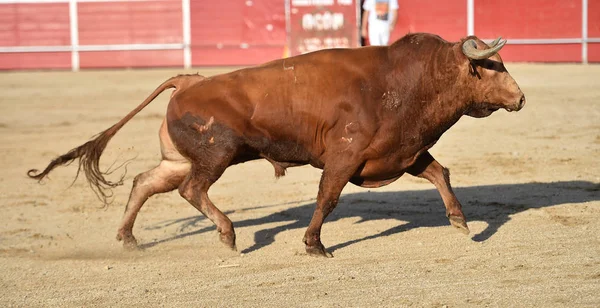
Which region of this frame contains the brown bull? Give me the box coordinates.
[28,33,525,257]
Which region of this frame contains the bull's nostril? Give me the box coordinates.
[518,95,526,109]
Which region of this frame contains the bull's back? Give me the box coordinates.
[238,48,388,150]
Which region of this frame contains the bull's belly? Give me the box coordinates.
[349,149,427,188]
[349,174,404,188]
[245,135,324,167]
[349,159,407,188]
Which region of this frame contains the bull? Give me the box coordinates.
[28,33,525,257]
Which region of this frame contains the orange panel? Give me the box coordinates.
[0,3,70,47]
[0,52,70,70]
[588,43,600,63]
[191,46,284,66]
[79,50,182,68]
[392,0,466,42]
[78,0,182,45]
[190,0,286,65]
[499,44,581,63]
[589,0,600,37]
[475,0,581,39]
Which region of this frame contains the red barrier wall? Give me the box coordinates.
[0,0,599,70]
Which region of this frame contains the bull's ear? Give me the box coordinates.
[469,61,476,74]
[462,38,506,60]
[468,61,481,79]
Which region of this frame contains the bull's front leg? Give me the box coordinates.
[407,151,470,234]
[304,160,361,257]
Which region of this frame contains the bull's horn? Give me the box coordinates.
[462,37,507,60]
[487,37,502,48]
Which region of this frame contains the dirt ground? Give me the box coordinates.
[0,64,599,307]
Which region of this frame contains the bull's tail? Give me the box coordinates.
[27,73,205,206]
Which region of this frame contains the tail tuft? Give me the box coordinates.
[27,125,124,206]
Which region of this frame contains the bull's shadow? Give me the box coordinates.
[140,181,599,253]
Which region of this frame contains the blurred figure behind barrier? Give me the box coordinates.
[361,0,399,46]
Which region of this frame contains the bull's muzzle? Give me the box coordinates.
[508,94,526,112]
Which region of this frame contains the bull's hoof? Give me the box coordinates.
[449,215,470,235]
[305,244,333,258]
[116,232,139,250]
[219,232,237,251]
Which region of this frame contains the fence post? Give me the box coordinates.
[467,0,474,36]
[69,0,79,71]
[284,0,291,57]
[182,0,192,68]
[582,0,588,64]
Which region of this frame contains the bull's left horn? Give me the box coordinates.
[487,37,502,48]
[462,37,506,60]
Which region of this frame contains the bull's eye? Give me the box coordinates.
[484,60,495,70]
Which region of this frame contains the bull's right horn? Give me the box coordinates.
[462,37,507,60]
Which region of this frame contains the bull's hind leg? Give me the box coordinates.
[168,114,240,250]
[116,119,191,248]
[178,166,236,250]
[407,151,469,234]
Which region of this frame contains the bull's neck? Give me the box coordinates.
[388,51,470,142]
[429,74,468,126]
[420,87,469,140]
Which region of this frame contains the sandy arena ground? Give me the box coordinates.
[0,64,599,307]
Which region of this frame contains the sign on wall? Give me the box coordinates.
[287,0,360,56]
